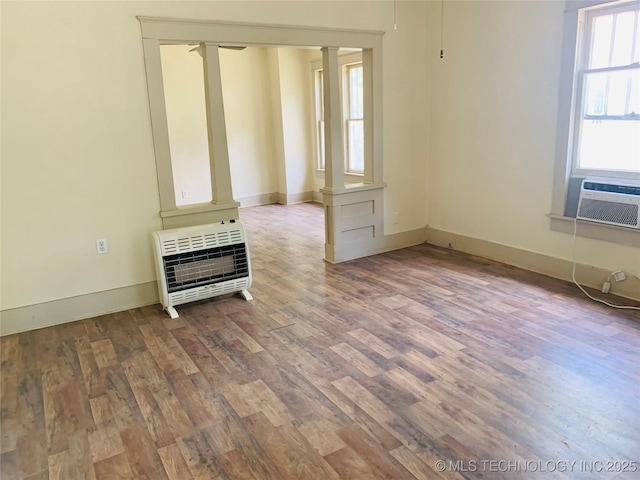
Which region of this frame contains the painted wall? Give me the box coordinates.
[160,44,313,206]
[160,45,212,206]
[1,1,430,314]
[220,47,280,200]
[274,48,315,198]
[427,1,639,275]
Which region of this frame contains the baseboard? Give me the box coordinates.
[376,226,429,256]
[312,190,322,203]
[237,193,278,208]
[0,282,159,337]
[237,192,315,208]
[425,227,640,302]
[277,191,314,205]
[327,226,428,263]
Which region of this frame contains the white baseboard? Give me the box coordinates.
[238,192,315,208]
[0,282,159,337]
[312,190,323,203]
[277,191,314,205]
[326,227,428,263]
[6,226,630,337]
[426,227,640,302]
[237,193,278,208]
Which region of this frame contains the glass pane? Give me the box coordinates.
[584,69,639,116]
[608,72,630,115]
[349,65,363,119]
[318,120,325,169]
[347,119,364,172]
[630,71,640,114]
[584,72,608,115]
[578,120,640,172]
[316,70,324,121]
[611,11,635,66]
[636,11,640,63]
[590,14,613,69]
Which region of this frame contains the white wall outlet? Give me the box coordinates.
[96,239,108,255]
[181,190,190,199]
[613,271,626,282]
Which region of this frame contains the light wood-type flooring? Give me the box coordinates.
[1,202,639,479]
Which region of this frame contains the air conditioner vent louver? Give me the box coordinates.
[577,179,640,229]
[152,222,253,318]
[578,198,638,227]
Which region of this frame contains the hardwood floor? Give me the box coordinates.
[1,202,639,479]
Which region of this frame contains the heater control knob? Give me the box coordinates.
[230,219,236,223]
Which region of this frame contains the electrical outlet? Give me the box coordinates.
[181,190,190,199]
[96,239,108,255]
[613,271,626,282]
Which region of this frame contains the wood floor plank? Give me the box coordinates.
[93,452,135,479]
[243,412,340,480]
[1,203,638,480]
[176,429,223,480]
[390,445,448,480]
[158,443,194,480]
[121,423,169,480]
[16,429,48,478]
[87,420,125,463]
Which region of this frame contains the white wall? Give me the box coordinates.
[1,1,431,315]
[220,47,280,200]
[275,48,315,198]
[160,45,212,206]
[428,1,639,275]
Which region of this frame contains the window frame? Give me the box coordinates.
[344,62,365,174]
[550,0,640,246]
[570,0,640,179]
[311,52,363,176]
[314,68,325,170]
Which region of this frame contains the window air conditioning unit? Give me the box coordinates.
[577,179,640,229]
[152,221,252,319]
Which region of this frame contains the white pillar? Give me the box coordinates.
[202,43,234,204]
[321,47,345,191]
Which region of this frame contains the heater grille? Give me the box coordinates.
[163,243,249,293]
[577,198,639,227]
[152,221,252,318]
[160,227,244,255]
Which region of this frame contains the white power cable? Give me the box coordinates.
[572,218,640,311]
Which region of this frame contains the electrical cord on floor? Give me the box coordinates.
[572,218,640,311]
[606,269,640,282]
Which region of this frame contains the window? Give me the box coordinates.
[314,69,325,169]
[312,55,364,174]
[345,63,365,173]
[572,1,640,177]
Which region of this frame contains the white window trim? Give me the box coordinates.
[344,62,365,175]
[311,52,364,176]
[550,0,640,245]
[570,0,640,180]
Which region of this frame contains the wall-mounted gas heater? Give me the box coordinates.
[577,179,640,229]
[152,221,252,319]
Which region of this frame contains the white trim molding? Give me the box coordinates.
[138,17,385,264]
[426,227,640,302]
[0,282,159,337]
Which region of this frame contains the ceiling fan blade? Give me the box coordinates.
[189,45,246,52]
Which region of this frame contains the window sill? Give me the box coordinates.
[548,214,640,248]
[315,169,366,180]
[160,201,240,218]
